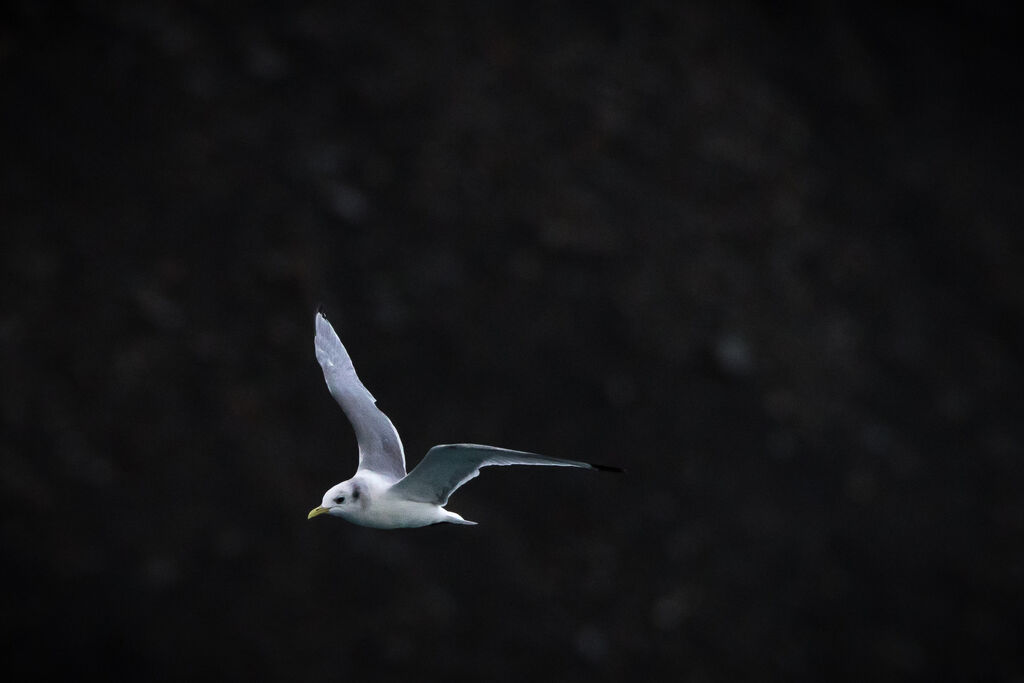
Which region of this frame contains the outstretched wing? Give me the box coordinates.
[315,310,406,481]
[390,444,621,505]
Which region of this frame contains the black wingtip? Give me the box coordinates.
[316,302,327,318]
[591,463,625,473]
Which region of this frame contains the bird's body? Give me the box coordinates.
[317,470,472,528]
[307,309,620,529]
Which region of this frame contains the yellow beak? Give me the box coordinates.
[307,506,330,520]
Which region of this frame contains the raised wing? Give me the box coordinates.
[390,444,621,505]
[315,310,406,481]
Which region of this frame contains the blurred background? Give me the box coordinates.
[2,2,1021,681]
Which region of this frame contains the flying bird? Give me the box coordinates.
[307,309,621,529]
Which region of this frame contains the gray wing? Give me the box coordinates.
[390,444,621,505]
[315,311,406,481]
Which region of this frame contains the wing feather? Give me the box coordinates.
[315,311,406,481]
[390,444,619,505]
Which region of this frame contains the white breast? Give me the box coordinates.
[348,494,448,529]
[335,472,448,529]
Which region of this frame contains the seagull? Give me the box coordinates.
[307,309,622,529]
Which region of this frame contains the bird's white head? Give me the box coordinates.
[307,479,362,520]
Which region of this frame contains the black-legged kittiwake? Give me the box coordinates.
[307,309,622,529]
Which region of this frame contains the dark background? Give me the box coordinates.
[2,2,1021,681]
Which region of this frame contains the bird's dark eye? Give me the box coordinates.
[352,488,360,501]
[334,496,345,504]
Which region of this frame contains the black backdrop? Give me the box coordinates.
[2,3,1021,681]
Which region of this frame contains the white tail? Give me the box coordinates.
[444,510,477,525]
